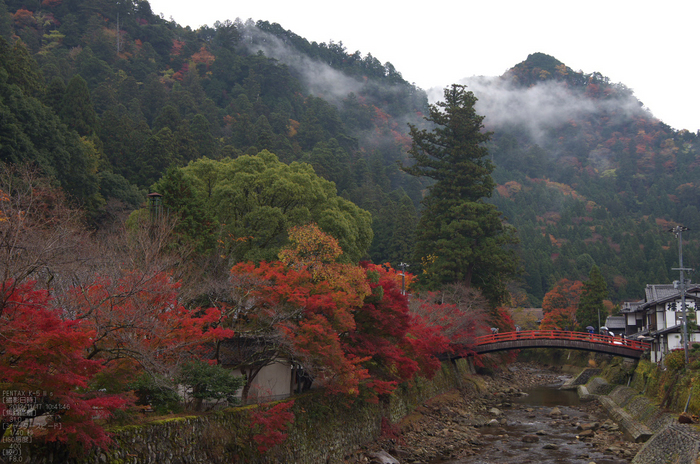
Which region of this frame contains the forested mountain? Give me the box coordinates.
[472,53,700,304]
[0,0,428,263]
[1,0,699,306]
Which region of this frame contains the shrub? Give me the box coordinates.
[129,373,182,414]
[176,360,245,411]
[666,350,686,372]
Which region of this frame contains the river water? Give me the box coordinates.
[432,381,633,464]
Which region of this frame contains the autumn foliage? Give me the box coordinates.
[230,224,450,400]
[0,280,128,451]
[539,307,577,331]
[542,278,583,314]
[68,270,233,375]
[0,211,477,454]
[250,401,295,453]
[540,278,583,330]
[408,284,489,357]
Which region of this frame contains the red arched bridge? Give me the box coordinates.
[470,330,650,359]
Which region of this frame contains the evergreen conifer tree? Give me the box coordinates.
[577,265,608,331]
[60,74,97,136]
[404,84,519,306]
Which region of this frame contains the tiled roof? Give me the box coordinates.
[645,284,679,302]
[620,301,644,313]
[604,315,626,329]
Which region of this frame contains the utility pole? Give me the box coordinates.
[399,262,409,295]
[670,225,691,365]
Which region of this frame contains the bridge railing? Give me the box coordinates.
[476,330,650,351]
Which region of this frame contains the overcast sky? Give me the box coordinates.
[148,0,700,133]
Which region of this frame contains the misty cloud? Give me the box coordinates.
[427,76,651,144]
[241,25,363,104]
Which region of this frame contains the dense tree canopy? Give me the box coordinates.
[2,0,700,304]
[152,151,373,263]
[405,84,520,306]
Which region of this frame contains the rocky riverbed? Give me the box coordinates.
[347,363,643,464]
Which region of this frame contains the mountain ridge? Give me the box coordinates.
[1,0,698,305]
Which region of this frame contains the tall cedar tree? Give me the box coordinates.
[404,84,519,307]
[576,265,608,331]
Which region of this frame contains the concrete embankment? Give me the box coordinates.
[574,370,700,464]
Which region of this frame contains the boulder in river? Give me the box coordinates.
[367,450,399,464]
[577,422,598,431]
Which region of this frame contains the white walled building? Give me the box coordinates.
[621,284,700,363]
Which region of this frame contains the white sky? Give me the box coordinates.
[148,0,700,133]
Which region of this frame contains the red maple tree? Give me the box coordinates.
[409,285,488,357]
[67,270,233,376]
[0,280,128,452]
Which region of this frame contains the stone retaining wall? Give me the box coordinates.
[633,425,700,464]
[597,395,652,442]
[18,359,473,464]
[581,376,700,464]
[563,368,602,388]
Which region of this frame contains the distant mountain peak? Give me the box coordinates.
[503,53,576,88]
[520,53,565,71]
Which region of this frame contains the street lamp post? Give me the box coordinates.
[670,225,691,365]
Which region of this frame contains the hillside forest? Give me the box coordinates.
[2,0,700,304]
[2,0,700,453]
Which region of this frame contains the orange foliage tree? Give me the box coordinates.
[539,307,577,331]
[540,278,583,331]
[230,224,448,400]
[542,278,583,314]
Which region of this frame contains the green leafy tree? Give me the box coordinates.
[0,39,102,211]
[44,75,66,112]
[150,165,218,253]
[136,127,179,187]
[129,373,182,415]
[152,151,373,263]
[404,84,519,306]
[190,113,217,159]
[576,265,608,330]
[176,360,244,411]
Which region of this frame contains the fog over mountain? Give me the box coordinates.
[241,24,364,104]
[428,74,653,145]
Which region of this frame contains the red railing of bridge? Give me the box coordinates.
[475,330,650,351]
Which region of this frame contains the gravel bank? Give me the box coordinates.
[348,363,643,464]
